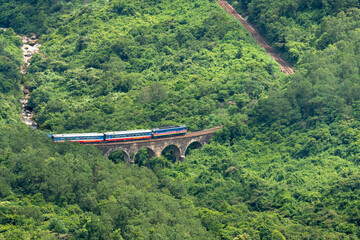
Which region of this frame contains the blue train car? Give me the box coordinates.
[52,133,104,143]
[104,129,152,142]
[151,125,187,138]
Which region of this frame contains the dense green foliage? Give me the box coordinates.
[227,0,360,127]
[0,126,212,239]
[0,29,22,124]
[0,0,83,34]
[1,0,360,239]
[230,0,360,63]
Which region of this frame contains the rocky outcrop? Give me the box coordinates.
[20,33,41,74]
[19,33,41,128]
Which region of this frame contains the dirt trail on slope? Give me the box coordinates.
[218,0,295,75]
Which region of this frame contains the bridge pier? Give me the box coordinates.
[172,145,181,163]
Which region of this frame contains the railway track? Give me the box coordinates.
[218,0,295,75]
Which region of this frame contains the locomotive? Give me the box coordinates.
[51,125,187,143]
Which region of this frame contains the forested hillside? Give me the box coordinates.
[1,0,360,239]
[25,0,279,132]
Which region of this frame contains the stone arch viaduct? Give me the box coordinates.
[89,126,222,162]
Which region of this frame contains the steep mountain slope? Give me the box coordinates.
[1,0,360,239]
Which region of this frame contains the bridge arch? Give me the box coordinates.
[133,147,156,165]
[107,147,130,163]
[185,140,203,156]
[161,144,182,163]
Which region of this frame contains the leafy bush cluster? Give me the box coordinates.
[0,29,23,124]
[0,0,83,34]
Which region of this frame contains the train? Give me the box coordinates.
[50,125,187,143]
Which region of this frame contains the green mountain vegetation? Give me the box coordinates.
[1,0,360,239]
[0,28,23,124]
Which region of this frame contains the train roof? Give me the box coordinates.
[104,129,152,135]
[152,125,186,130]
[52,133,104,137]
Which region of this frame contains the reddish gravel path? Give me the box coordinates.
[218,0,295,75]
